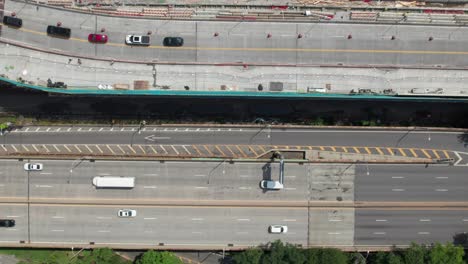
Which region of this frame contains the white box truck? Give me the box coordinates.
[92,176,135,189]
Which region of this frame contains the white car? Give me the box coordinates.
[125,35,150,46]
[269,225,288,234]
[260,180,283,190]
[118,209,137,218]
[23,163,43,171]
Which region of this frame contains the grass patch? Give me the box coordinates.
[0,248,72,263]
[0,248,132,264]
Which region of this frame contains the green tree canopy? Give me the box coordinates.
[135,250,182,264]
[232,248,263,264]
[76,248,128,264]
[403,243,428,264]
[260,240,305,264]
[304,248,348,264]
[428,243,465,264]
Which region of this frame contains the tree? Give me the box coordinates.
[428,243,465,264]
[370,252,402,264]
[135,250,182,264]
[76,248,127,264]
[403,243,428,264]
[304,248,347,264]
[260,240,305,264]
[232,248,263,264]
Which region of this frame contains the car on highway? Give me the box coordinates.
[260,180,283,190]
[46,25,71,38]
[269,225,288,234]
[88,33,108,44]
[3,16,22,28]
[125,35,150,46]
[23,163,43,171]
[0,219,15,228]
[163,37,184,47]
[118,209,137,218]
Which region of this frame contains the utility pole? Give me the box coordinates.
[152,64,157,88]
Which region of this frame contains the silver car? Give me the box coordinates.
[269,225,288,234]
[118,209,137,218]
[260,180,283,190]
[23,163,43,171]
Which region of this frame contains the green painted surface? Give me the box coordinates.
[1,76,467,102]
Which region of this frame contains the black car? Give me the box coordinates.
[0,219,15,227]
[46,25,71,38]
[163,37,184,47]
[3,16,22,28]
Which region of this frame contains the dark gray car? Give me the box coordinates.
[163,37,184,47]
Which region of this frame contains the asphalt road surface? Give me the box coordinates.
[0,158,466,247]
[355,164,468,202]
[4,0,468,67]
[1,204,308,247]
[0,159,353,203]
[4,126,466,152]
[355,209,468,246]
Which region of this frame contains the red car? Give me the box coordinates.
[88,33,108,43]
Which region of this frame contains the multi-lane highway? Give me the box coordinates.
[4,0,468,67]
[0,156,467,247]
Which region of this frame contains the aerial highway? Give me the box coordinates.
[0,155,466,248]
[3,0,468,67]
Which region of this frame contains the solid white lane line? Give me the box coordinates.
[143,186,157,189]
[419,219,431,222]
[435,189,448,192]
[40,172,52,175]
[237,219,250,221]
[51,230,64,232]
[328,232,341,235]
[435,176,448,179]
[144,218,157,220]
[418,232,430,235]
[52,216,64,219]
[328,219,342,222]
[392,189,405,192]
[191,218,204,221]
[6,215,19,218]
[373,232,386,235]
[376,219,388,222]
[194,174,206,177]
[283,219,297,222]
[391,176,405,179]
[143,174,158,176]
